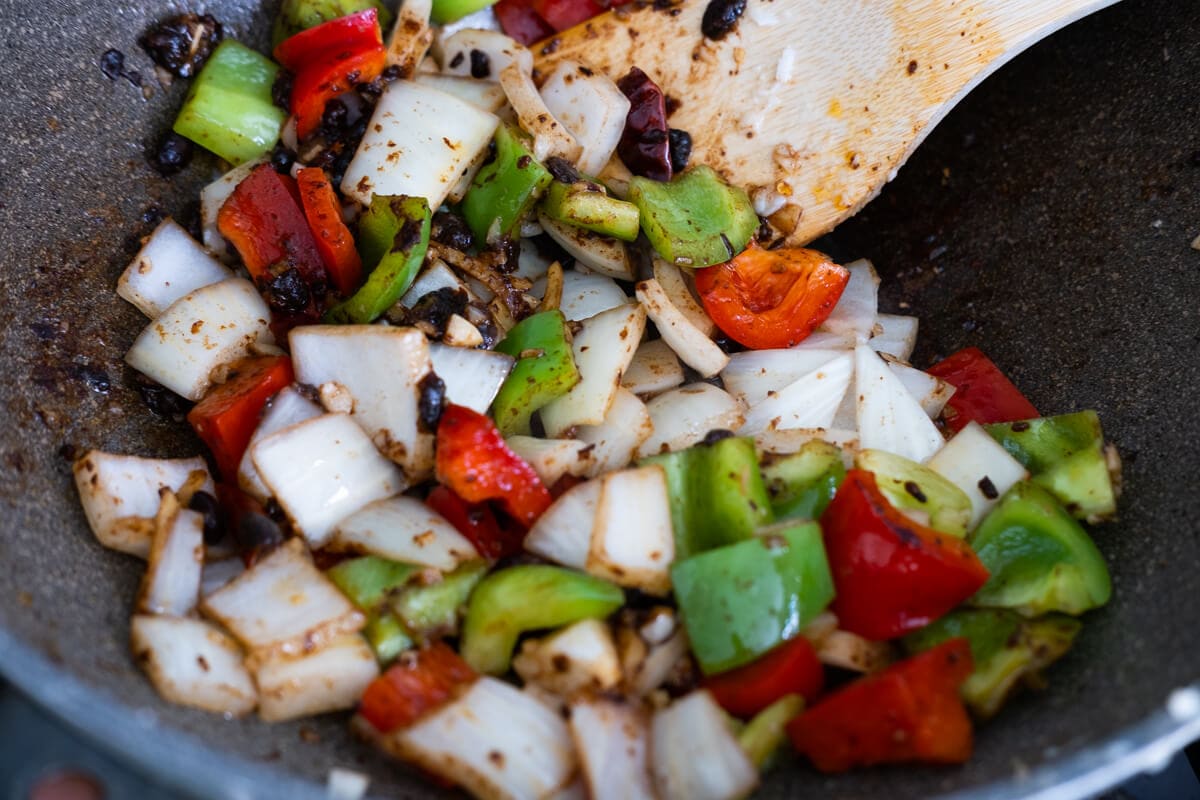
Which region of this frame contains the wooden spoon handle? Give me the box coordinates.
[537,0,1119,244]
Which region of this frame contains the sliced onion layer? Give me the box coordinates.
[130,614,257,717]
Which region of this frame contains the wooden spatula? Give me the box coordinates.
[535,0,1117,244]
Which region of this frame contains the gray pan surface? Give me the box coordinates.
[0,0,1198,797]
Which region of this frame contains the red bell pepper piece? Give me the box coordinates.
[531,0,605,31]
[359,642,478,733]
[296,167,363,296]
[820,470,990,641]
[217,164,328,288]
[187,355,294,480]
[435,405,553,527]
[426,485,525,562]
[274,9,387,140]
[704,635,824,719]
[787,638,975,772]
[494,0,556,45]
[926,347,1039,433]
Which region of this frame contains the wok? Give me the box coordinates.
[1,0,1198,797]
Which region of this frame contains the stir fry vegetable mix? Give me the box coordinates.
[79,2,1125,797]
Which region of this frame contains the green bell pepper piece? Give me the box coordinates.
[738,694,805,770]
[460,565,624,674]
[272,0,394,48]
[327,195,432,323]
[172,40,286,166]
[986,412,1118,521]
[969,482,1111,616]
[461,125,553,244]
[629,165,759,268]
[760,440,845,522]
[492,310,580,435]
[672,521,835,675]
[392,560,488,639]
[904,609,1080,718]
[855,449,973,537]
[642,436,773,560]
[364,611,414,664]
[327,556,421,663]
[541,178,641,242]
[431,0,498,24]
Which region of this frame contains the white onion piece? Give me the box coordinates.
[392,677,576,800]
[500,62,580,164]
[428,342,515,415]
[855,345,945,463]
[541,302,646,438]
[200,158,263,259]
[741,353,854,435]
[539,60,631,175]
[652,259,715,337]
[331,495,479,571]
[721,347,849,409]
[574,388,653,477]
[819,258,879,344]
[444,314,484,348]
[792,330,858,350]
[588,466,674,595]
[830,381,858,430]
[559,270,628,322]
[629,628,689,697]
[636,278,729,378]
[139,500,204,617]
[130,615,257,716]
[516,242,555,282]
[754,428,861,464]
[401,260,467,307]
[118,219,232,319]
[251,414,407,548]
[570,698,655,800]
[650,691,759,800]
[290,325,432,479]
[871,313,919,361]
[445,147,492,206]
[201,557,244,598]
[237,386,323,504]
[506,436,594,486]
[341,81,498,207]
[73,451,212,559]
[514,619,622,697]
[927,421,1030,529]
[434,6,501,42]
[636,383,744,458]
[202,539,364,658]
[385,0,432,76]
[254,634,380,723]
[438,29,531,80]
[539,213,633,280]
[888,360,957,419]
[815,629,894,673]
[413,73,507,112]
[621,339,685,397]
[126,278,273,401]
[524,478,601,570]
[327,769,371,800]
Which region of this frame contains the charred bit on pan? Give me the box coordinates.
[701,0,747,41]
[139,13,224,78]
[418,372,448,432]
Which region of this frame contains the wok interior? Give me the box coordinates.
[1,0,1198,797]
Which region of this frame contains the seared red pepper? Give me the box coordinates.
[704,635,824,719]
[617,66,672,182]
[296,166,362,296]
[531,0,605,30]
[426,485,525,562]
[927,347,1039,433]
[274,9,387,140]
[359,642,478,733]
[187,355,294,480]
[820,470,990,641]
[435,405,553,527]
[494,0,556,44]
[787,638,974,772]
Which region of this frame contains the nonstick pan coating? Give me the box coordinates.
[0,0,1198,797]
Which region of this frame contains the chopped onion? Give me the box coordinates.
[444,314,484,348]
[500,63,580,164]
[254,634,380,723]
[652,258,715,337]
[384,0,432,77]
[400,260,467,307]
[815,629,894,673]
[513,619,622,697]
[740,353,854,435]
[118,218,232,319]
[390,677,576,800]
[138,496,204,617]
[326,768,371,800]
[927,421,1030,529]
[524,478,601,569]
[506,436,594,486]
[636,383,744,458]
[201,538,364,659]
[569,698,655,800]
[413,73,507,112]
[541,303,646,437]
[650,691,759,800]
[871,313,918,361]
[791,330,858,350]
[636,279,729,378]
[819,258,879,344]
[73,451,212,558]
[588,466,674,595]
[574,387,654,477]
[629,627,690,697]
[237,386,323,503]
[201,557,245,598]
[331,495,479,571]
[433,6,501,42]
[888,360,957,419]
[558,270,629,322]
[200,158,263,259]
[721,347,849,408]
[621,339,685,397]
[438,29,531,80]
[125,278,274,401]
[130,614,257,717]
[428,342,515,415]
[516,242,555,282]
[539,60,631,176]
[538,213,633,280]
[754,428,860,463]
[855,345,945,463]
[341,81,498,208]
